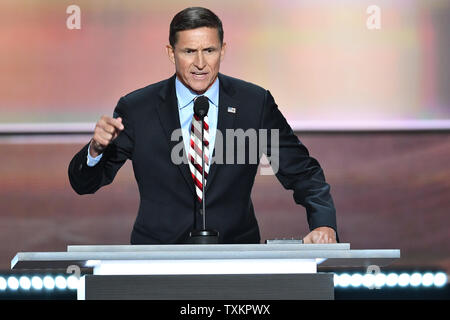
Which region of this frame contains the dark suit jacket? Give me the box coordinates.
[68,73,338,244]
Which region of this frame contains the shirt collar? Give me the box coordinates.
[175,76,219,110]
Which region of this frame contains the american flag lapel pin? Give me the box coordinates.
[227,107,236,114]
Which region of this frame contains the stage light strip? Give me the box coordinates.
[0,272,447,292]
[0,275,79,291]
[333,272,448,289]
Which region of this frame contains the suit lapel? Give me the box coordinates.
[205,73,238,194]
[156,74,196,197]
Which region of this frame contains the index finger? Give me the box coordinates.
[105,116,124,131]
[302,235,312,244]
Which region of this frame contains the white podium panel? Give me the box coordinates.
[87,259,318,275]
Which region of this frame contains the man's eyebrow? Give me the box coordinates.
[181,46,218,51]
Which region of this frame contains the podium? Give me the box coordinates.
[11,243,400,300]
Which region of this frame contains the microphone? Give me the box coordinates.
[189,95,219,244]
[193,95,209,118]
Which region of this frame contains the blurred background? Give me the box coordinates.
[0,0,449,299]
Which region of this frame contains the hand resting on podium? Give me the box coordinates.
[303,226,337,244]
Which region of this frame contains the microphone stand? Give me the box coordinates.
[189,107,219,244]
[201,121,206,230]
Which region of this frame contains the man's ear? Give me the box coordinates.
[220,42,227,62]
[166,45,175,64]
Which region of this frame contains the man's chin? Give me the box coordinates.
[188,82,210,94]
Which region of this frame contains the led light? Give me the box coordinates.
[374,273,386,288]
[333,273,340,287]
[7,276,19,290]
[339,273,351,288]
[398,273,410,287]
[350,273,363,288]
[31,276,43,290]
[55,276,67,289]
[422,273,434,287]
[0,277,6,290]
[67,275,79,290]
[409,273,422,287]
[43,276,55,290]
[386,273,398,287]
[19,276,31,290]
[433,272,447,288]
[362,273,375,288]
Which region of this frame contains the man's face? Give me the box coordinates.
[167,27,226,94]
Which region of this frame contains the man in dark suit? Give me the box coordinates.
[68,7,338,244]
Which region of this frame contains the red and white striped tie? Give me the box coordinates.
[189,113,210,202]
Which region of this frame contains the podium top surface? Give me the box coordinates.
[66,243,350,252]
[11,243,400,271]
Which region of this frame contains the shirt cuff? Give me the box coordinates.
[86,142,103,167]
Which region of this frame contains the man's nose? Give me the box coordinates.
[194,51,206,69]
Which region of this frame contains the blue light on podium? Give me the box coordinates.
[0,277,6,290]
[434,272,447,287]
[31,276,43,290]
[43,276,55,290]
[19,276,31,290]
[7,277,19,290]
[55,276,67,290]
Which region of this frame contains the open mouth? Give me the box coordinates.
[191,72,208,80]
